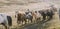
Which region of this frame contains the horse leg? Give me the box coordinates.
[34,17,36,23]
[21,21,23,25]
[24,19,27,24]
[33,17,36,23]
[49,15,53,20]
[4,25,7,29]
[51,15,53,19]
[42,15,46,21]
[1,23,8,29]
[31,16,33,23]
[37,17,40,21]
[27,19,29,23]
[17,21,20,25]
[17,18,20,25]
[31,19,32,23]
[47,15,52,21]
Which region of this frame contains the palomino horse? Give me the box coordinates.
[0,13,12,29]
[31,11,41,22]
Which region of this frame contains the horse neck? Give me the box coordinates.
[32,12,36,16]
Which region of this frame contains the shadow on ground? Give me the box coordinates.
[11,17,53,29]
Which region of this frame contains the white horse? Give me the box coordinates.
[0,13,12,29]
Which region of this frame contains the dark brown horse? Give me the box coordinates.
[38,9,54,21]
[46,9,54,20]
[17,13,27,24]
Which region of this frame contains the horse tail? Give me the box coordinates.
[7,16,12,26]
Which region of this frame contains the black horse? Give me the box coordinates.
[38,10,54,21]
[38,10,46,21]
[46,10,54,20]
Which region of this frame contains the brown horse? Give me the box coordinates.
[17,13,27,25]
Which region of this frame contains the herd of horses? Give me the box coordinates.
[0,5,57,29]
[15,8,56,24]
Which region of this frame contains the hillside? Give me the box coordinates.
[0,0,60,29]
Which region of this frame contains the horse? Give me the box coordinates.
[46,9,54,20]
[17,13,27,24]
[15,10,33,24]
[50,5,57,12]
[0,13,12,29]
[15,10,27,25]
[31,11,41,22]
[39,10,47,21]
[25,11,33,23]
